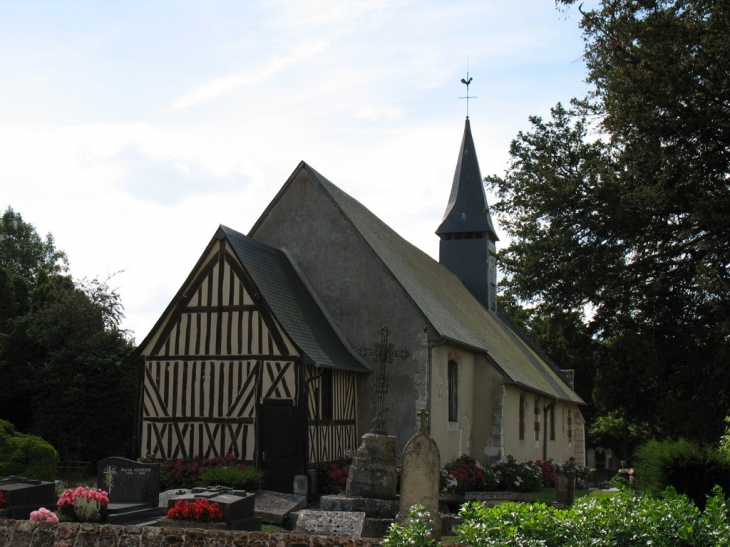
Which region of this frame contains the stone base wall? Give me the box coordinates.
[0,520,383,547]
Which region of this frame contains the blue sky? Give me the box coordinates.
[0,0,592,340]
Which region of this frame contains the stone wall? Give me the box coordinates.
[0,520,383,547]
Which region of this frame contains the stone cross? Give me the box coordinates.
[358,326,410,435]
[418,408,428,434]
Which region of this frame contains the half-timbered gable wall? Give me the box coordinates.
[139,239,300,463]
[305,365,357,464]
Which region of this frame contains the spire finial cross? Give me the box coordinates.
[358,326,410,436]
[459,64,476,119]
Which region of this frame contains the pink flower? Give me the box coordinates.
[30,508,59,522]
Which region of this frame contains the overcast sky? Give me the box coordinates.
[1,0,592,341]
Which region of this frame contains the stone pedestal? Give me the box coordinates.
[345,434,398,500]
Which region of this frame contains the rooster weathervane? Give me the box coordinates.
[459,67,476,118]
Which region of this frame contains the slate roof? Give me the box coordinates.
[220,226,370,373]
[436,118,498,240]
[294,163,583,404]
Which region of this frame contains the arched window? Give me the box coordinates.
[519,392,526,440]
[448,360,458,422]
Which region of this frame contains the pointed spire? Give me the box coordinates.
[436,118,498,240]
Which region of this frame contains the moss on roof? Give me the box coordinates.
[305,164,583,403]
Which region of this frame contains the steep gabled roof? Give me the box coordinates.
[126,223,369,374]
[220,226,370,373]
[436,118,498,240]
[256,162,582,403]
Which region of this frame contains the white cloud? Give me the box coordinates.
[167,40,329,111]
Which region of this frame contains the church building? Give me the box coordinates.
[128,117,585,493]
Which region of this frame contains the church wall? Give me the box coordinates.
[429,343,477,463]
[475,354,505,464]
[250,170,430,457]
[501,385,582,464]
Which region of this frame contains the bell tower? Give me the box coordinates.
[436,116,499,311]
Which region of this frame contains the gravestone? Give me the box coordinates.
[555,470,576,506]
[295,510,366,537]
[163,486,261,531]
[97,457,160,506]
[398,409,441,540]
[0,477,56,520]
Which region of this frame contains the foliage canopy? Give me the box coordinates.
[0,208,134,464]
[488,0,730,445]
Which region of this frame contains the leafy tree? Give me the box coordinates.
[0,207,67,283]
[489,0,730,446]
[0,208,135,463]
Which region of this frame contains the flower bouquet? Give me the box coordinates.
[29,508,59,523]
[57,487,109,522]
[166,499,224,522]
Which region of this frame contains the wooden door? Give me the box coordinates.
[259,402,298,493]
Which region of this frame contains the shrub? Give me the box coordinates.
[0,419,58,481]
[492,455,543,492]
[317,458,352,494]
[458,486,730,547]
[633,439,730,508]
[144,454,252,490]
[383,505,438,547]
[442,455,498,494]
[198,465,264,491]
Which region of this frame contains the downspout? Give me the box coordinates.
[427,336,447,436]
[543,400,556,461]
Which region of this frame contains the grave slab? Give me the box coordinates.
[167,487,255,521]
[253,490,306,526]
[294,510,366,538]
[0,477,56,520]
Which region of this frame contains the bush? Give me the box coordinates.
[633,439,730,509]
[383,505,438,547]
[198,465,265,491]
[492,455,543,492]
[442,455,498,494]
[0,419,58,480]
[458,486,730,547]
[317,458,351,495]
[144,454,254,490]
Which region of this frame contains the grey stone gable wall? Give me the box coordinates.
[249,168,430,456]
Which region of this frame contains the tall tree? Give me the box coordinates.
[0,207,67,283]
[488,0,730,445]
[0,209,134,462]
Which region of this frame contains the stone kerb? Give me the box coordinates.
[0,520,386,547]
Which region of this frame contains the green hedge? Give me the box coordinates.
[457,486,730,547]
[198,466,265,491]
[633,439,730,509]
[0,419,58,481]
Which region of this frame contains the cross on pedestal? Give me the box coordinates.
[358,326,410,435]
